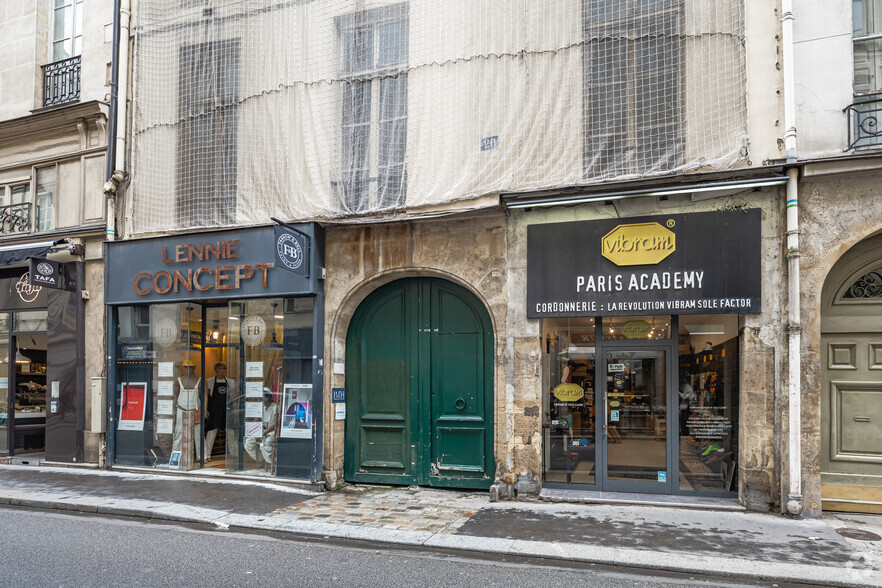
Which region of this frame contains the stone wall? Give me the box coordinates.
[796,167,882,517]
[322,212,509,485]
[322,188,787,509]
[507,188,785,510]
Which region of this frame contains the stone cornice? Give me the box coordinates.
[0,100,109,143]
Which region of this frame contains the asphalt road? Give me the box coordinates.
[0,506,811,588]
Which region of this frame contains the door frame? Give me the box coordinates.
[542,315,680,494]
[596,337,678,494]
[344,277,495,489]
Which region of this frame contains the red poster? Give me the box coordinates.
[119,382,147,431]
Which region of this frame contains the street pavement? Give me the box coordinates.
[0,464,880,587]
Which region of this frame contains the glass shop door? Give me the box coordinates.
[600,348,674,493]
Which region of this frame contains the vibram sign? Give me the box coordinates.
[553,383,585,402]
[601,222,675,267]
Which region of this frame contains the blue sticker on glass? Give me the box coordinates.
[658,471,667,483]
[610,409,619,422]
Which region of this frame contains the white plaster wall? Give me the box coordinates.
[793,0,853,158]
[745,0,784,165]
[0,0,113,122]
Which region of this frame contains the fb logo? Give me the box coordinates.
[276,233,303,271]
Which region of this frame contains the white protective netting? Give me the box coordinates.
[129,0,746,233]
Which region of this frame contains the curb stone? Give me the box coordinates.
[1,491,881,587]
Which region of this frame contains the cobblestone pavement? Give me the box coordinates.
[271,485,489,534]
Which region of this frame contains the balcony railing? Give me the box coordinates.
[845,98,882,150]
[0,203,31,234]
[42,56,81,108]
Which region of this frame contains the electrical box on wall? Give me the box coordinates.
[91,377,106,433]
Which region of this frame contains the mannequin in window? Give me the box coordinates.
[244,388,277,471]
[204,361,238,459]
[173,360,202,462]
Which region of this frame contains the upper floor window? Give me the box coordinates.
[35,167,56,232]
[176,40,240,228]
[848,1,882,149]
[0,169,55,235]
[52,0,84,62]
[583,0,684,179]
[337,3,408,214]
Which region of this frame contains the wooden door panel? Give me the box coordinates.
[345,283,416,483]
[346,278,494,489]
[428,282,494,488]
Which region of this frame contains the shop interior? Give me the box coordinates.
[13,333,48,455]
[543,314,738,494]
[114,298,315,479]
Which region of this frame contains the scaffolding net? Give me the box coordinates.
[129,0,747,233]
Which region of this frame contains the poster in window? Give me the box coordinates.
[280,383,312,439]
[118,382,147,431]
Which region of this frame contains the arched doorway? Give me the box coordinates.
[344,277,495,489]
[821,233,882,514]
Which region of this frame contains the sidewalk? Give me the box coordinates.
[1,465,880,587]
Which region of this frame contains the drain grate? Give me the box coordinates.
[836,527,882,542]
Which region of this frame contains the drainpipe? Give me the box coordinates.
[103,0,131,242]
[782,0,802,516]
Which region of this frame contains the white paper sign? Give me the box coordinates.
[245,362,263,378]
[156,418,173,434]
[245,402,263,418]
[245,381,263,398]
[333,362,345,375]
[335,403,346,420]
[157,399,174,415]
[158,362,174,377]
[244,421,262,438]
[51,381,60,399]
[157,381,174,397]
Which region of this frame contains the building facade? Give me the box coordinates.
[793,0,882,515]
[0,0,113,465]
[102,0,877,517]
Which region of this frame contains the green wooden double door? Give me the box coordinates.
[345,278,495,489]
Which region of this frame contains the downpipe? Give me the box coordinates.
[782,0,802,516]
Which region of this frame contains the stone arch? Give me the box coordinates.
[323,267,505,482]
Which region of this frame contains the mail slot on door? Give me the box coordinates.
[854,416,871,422]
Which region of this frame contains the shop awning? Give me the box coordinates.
[0,239,77,267]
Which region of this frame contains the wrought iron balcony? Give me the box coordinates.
[42,56,81,107]
[0,203,32,234]
[845,98,882,150]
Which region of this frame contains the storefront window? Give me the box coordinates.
[114,297,315,479]
[677,314,739,493]
[0,313,9,454]
[114,303,204,470]
[543,318,596,485]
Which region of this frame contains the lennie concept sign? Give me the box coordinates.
[527,209,762,318]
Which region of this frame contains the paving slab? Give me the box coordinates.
[2,464,882,587]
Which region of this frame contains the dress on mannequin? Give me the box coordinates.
[173,368,202,462]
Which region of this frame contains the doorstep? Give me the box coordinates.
[109,465,326,493]
[539,487,744,510]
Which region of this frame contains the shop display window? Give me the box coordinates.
[114,297,315,479]
[677,314,739,493]
[0,313,9,454]
[542,317,597,485]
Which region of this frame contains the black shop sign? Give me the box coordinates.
[527,209,762,318]
[105,225,320,305]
